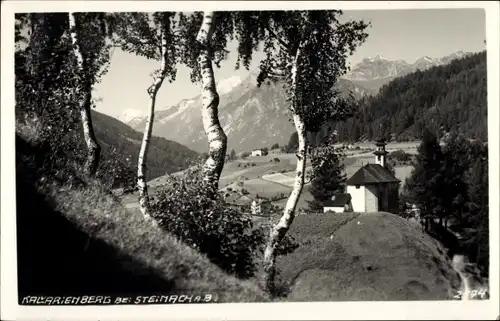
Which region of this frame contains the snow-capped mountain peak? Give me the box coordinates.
[343,51,472,88]
[216,76,244,95]
[119,108,147,122]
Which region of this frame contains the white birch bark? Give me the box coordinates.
[137,21,169,221]
[196,11,227,192]
[263,47,307,293]
[69,13,101,176]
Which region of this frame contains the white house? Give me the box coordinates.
[324,138,400,213]
[323,194,353,213]
[251,149,263,157]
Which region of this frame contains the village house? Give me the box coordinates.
[323,193,353,213]
[251,149,264,157]
[324,138,400,213]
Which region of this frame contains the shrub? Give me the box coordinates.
[273,157,281,163]
[269,192,287,202]
[241,152,250,159]
[251,162,256,167]
[390,149,411,163]
[149,165,265,279]
[241,188,250,195]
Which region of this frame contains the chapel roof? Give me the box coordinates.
[345,163,400,186]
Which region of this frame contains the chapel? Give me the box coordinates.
[324,138,400,213]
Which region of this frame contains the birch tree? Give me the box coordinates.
[179,11,264,193]
[113,12,179,220]
[256,10,369,293]
[68,13,115,176]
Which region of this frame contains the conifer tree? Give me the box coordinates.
[307,143,346,212]
[403,128,444,229]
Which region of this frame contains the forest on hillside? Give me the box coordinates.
[313,51,487,144]
[91,111,199,188]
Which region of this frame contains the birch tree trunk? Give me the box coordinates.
[69,13,101,176]
[137,22,169,221]
[263,52,307,294]
[196,11,227,192]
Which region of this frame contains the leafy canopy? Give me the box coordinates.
[178,11,266,83]
[111,12,179,83]
[256,10,370,132]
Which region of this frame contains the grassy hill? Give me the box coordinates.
[16,128,268,302]
[276,212,462,301]
[16,122,464,303]
[91,110,200,187]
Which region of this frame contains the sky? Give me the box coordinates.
[93,8,486,121]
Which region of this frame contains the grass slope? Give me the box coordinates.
[277,212,461,301]
[16,132,268,303]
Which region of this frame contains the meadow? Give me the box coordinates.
[276,212,462,300]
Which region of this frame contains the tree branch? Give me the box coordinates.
[264,24,291,51]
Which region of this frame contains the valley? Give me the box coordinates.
[118,141,418,213]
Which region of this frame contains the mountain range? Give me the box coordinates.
[344,51,470,92]
[126,51,473,153]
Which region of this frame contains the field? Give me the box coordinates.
[276,212,462,300]
[353,141,420,153]
[231,178,292,199]
[119,143,417,212]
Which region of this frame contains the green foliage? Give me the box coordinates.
[15,13,197,189]
[241,151,251,159]
[71,12,115,86]
[256,10,369,133]
[15,13,87,180]
[306,143,346,212]
[16,132,268,302]
[270,143,280,150]
[402,129,489,273]
[285,132,299,153]
[463,153,489,270]
[91,110,199,187]
[149,166,264,279]
[328,51,487,142]
[402,128,445,219]
[178,11,266,83]
[389,150,412,165]
[112,12,179,81]
[229,149,237,161]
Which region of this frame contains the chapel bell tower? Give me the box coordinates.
[373,137,389,168]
